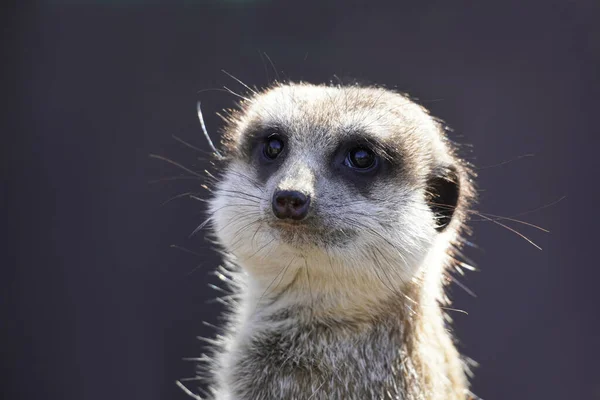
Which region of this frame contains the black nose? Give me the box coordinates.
[272,190,310,220]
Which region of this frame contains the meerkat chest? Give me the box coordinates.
[217,322,416,400]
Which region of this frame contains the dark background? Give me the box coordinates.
[4,1,599,399]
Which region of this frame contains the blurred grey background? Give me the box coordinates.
[3,1,599,399]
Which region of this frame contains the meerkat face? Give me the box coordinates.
[209,84,470,292]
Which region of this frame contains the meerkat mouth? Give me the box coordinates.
[268,219,358,248]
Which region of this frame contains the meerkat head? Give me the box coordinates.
[208,83,474,308]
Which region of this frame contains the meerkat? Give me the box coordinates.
[195,82,477,400]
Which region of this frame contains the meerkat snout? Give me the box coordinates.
[272,190,311,220]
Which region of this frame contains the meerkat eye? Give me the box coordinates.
[345,147,377,170]
[263,135,284,160]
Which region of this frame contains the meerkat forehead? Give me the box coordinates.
[224,83,453,172]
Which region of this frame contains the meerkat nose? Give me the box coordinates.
[272,190,311,221]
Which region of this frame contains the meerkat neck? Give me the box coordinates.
[212,260,469,400]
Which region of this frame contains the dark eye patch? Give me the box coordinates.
[239,122,280,158]
[240,124,288,182]
[329,135,398,197]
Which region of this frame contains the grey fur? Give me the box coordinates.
[198,83,476,400]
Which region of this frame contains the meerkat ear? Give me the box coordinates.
[426,165,460,232]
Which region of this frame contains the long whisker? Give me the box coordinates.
[502,196,566,218]
[196,101,224,159]
[175,380,203,400]
[190,217,214,238]
[468,211,549,232]
[262,52,280,82]
[161,192,201,206]
[170,244,204,258]
[447,274,477,297]
[210,203,259,212]
[149,176,203,184]
[482,214,542,250]
[172,134,209,154]
[222,86,251,102]
[216,189,263,201]
[439,307,469,315]
[226,213,267,250]
[221,69,258,95]
[246,235,276,260]
[149,154,203,177]
[223,215,263,243]
[476,153,535,170]
[197,86,247,96]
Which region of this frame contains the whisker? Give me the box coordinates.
[210,203,258,214]
[197,86,247,96]
[262,52,280,82]
[244,237,276,261]
[176,380,203,400]
[149,154,203,178]
[439,307,468,315]
[161,192,200,206]
[221,69,258,95]
[222,86,251,102]
[468,211,549,232]
[149,176,204,184]
[216,189,263,201]
[476,212,543,250]
[186,263,207,277]
[190,217,214,238]
[196,101,224,159]
[211,196,259,205]
[227,216,266,249]
[226,170,265,192]
[170,245,204,258]
[503,196,567,218]
[222,215,263,245]
[369,247,408,301]
[172,135,208,154]
[476,153,535,170]
[447,274,477,297]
